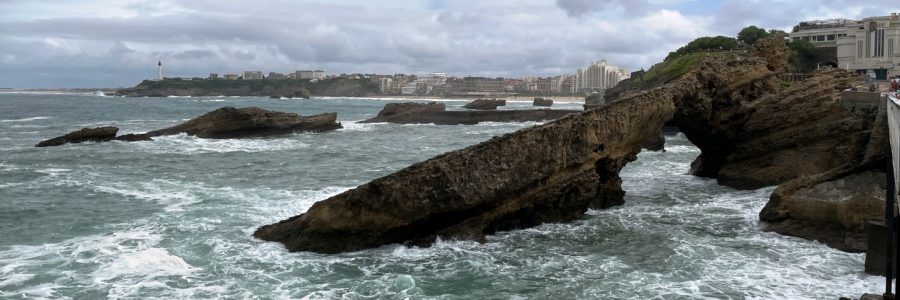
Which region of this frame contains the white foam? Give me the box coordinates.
[94,248,196,282]
[93,180,202,212]
[0,116,52,123]
[339,121,378,132]
[135,133,311,154]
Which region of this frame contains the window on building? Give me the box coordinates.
[827,34,835,41]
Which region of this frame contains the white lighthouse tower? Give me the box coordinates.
[157,61,162,81]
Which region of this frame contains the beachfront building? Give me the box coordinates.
[400,73,448,95]
[268,72,286,80]
[296,70,326,80]
[223,74,239,80]
[791,14,900,79]
[574,60,629,93]
[208,73,219,80]
[243,71,263,80]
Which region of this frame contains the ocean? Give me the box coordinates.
[0,92,885,299]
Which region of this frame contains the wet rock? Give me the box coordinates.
[255,92,676,253]
[532,98,553,107]
[361,102,578,125]
[113,133,153,142]
[36,126,118,147]
[146,106,341,139]
[760,170,885,252]
[463,99,506,110]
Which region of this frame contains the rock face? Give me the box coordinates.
[761,171,886,252]
[533,98,553,107]
[255,92,676,253]
[463,99,506,110]
[256,35,886,254]
[36,127,118,147]
[361,102,579,125]
[146,107,342,138]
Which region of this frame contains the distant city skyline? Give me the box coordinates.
[0,0,895,88]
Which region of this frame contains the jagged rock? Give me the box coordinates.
[533,98,553,107]
[759,170,885,252]
[361,102,579,125]
[255,93,676,253]
[146,107,341,139]
[36,127,118,147]
[463,99,506,110]
[256,35,885,254]
[640,131,666,151]
[113,133,153,142]
[584,93,604,109]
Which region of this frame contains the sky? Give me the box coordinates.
[0,0,896,88]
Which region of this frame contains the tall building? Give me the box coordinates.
[401,73,447,95]
[379,78,393,94]
[574,60,629,93]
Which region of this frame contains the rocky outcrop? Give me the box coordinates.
[533,98,553,107]
[360,102,579,125]
[256,35,885,254]
[463,99,506,110]
[146,107,341,139]
[255,92,676,253]
[760,170,886,252]
[36,127,118,147]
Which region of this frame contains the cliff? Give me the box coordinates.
[114,78,378,97]
[256,35,886,253]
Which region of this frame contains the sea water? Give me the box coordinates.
[0,93,885,299]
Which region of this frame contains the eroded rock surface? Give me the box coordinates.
[36,127,118,147]
[146,107,341,138]
[255,93,676,253]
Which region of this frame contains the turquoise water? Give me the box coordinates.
[0,93,884,299]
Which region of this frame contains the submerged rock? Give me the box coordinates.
[36,127,118,147]
[532,98,553,107]
[360,102,578,125]
[113,133,154,142]
[146,106,341,138]
[463,99,506,110]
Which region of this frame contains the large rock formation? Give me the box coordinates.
[361,102,579,125]
[255,92,676,253]
[146,107,341,138]
[463,99,506,110]
[257,35,886,254]
[36,127,118,147]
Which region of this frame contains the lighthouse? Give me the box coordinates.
[157,61,162,81]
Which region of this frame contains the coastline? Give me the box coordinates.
[358,94,585,103]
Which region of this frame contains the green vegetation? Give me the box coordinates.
[137,78,312,93]
[665,36,739,61]
[737,26,768,46]
[641,52,714,84]
[786,39,819,73]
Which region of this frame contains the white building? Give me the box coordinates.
[296,70,326,80]
[401,73,448,95]
[791,14,900,79]
[243,71,263,80]
[574,60,629,93]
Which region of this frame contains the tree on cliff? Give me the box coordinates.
[737,26,769,46]
[787,39,818,72]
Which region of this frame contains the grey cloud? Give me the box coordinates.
[555,0,648,17]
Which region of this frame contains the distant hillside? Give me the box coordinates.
[114,77,378,97]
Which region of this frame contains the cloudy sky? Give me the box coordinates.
[0,0,895,88]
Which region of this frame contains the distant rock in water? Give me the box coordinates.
[360,102,579,125]
[532,98,553,107]
[463,99,506,110]
[36,127,118,147]
[146,107,342,139]
[113,133,153,142]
